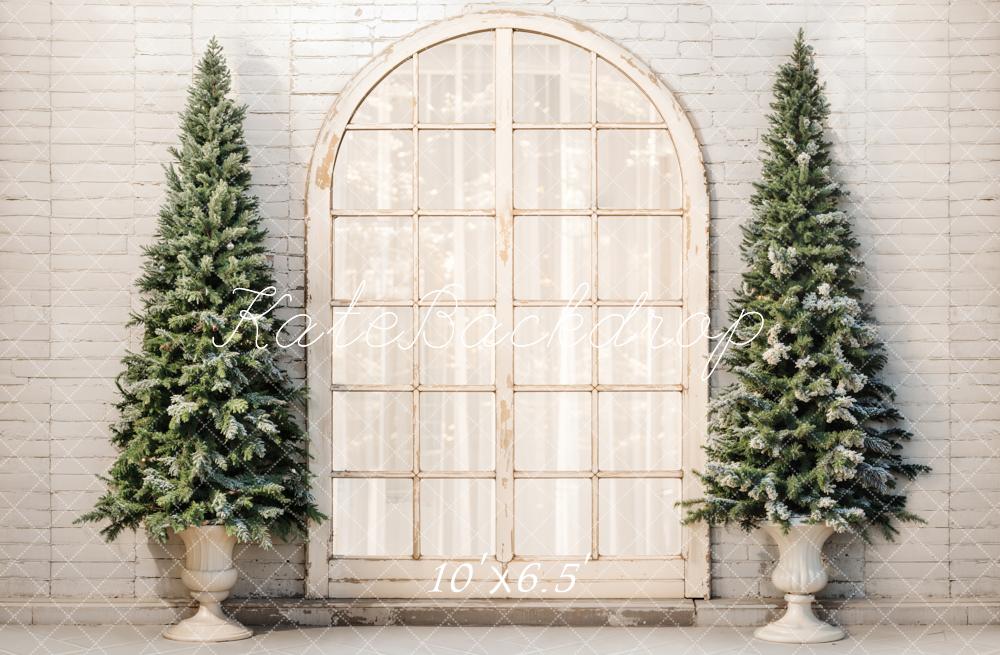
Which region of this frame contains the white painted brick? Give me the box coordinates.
[0,0,997,608]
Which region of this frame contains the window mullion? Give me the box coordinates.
[589,49,600,562]
[494,27,515,565]
[412,51,422,561]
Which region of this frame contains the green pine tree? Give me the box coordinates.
[79,39,323,547]
[683,31,929,540]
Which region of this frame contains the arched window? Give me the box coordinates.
[306,12,709,599]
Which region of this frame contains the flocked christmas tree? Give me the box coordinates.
[79,39,323,546]
[684,31,928,539]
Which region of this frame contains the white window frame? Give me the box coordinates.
[305,11,710,600]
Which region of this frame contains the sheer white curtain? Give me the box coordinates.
[417,33,498,559]
[328,28,687,566]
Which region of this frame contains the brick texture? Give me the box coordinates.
[0,0,997,604]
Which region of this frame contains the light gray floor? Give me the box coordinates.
[0,625,998,655]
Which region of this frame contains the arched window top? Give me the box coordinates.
[348,32,666,127]
[310,12,706,212]
[328,26,691,214]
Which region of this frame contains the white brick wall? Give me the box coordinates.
[1,0,997,603]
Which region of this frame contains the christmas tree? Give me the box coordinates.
[79,39,323,547]
[684,31,928,539]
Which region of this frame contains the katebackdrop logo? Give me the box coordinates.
[215,284,764,381]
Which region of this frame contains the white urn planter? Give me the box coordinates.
[754,519,846,644]
[163,525,252,642]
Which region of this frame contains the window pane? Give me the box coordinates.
[597,217,682,300]
[418,130,495,210]
[332,307,412,385]
[599,479,681,556]
[420,392,495,471]
[421,479,495,557]
[514,130,590,209]
[334,217,413,300]
[513,307,591,385]
[596,307,681,385]
[596,58,659,123]
[597,130,680,209]
[419,217,494,300]
[513,32,589,124]
[333,392,412,471]
[419,307,494,385]
[515,479,591,557]
[514,392,590,471]
[419,33,494,123]
[514,216,590,301]
[351,59,413,124]
[333,478,412,557]
[599,392,681,471]
[332,130,413,210]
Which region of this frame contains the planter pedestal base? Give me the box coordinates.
[163,597,252,642]
[754,594,845,643]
